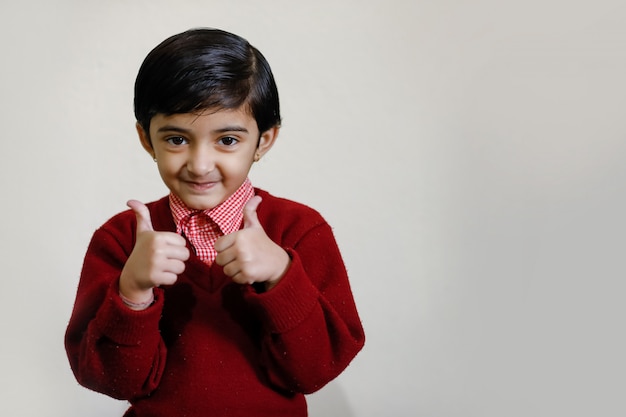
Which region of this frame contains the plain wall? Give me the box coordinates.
[1,0,625,416]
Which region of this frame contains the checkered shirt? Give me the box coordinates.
[169,178,255,264]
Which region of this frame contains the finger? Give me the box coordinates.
[243,195,262,229]
[214,247,236,267]
[153,271,180,287]
[231,271,255,286]
[222,262,243,280]
[127,199,154,233]
[155,231,190,250]
[161,243,191,262]
[214,234,234,253]
[163,259,187,276]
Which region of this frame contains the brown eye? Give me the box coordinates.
[219,136,238,146]
[166,136,187,146]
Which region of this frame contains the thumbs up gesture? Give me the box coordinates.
[119,200,190,304]
[215,196,290,290]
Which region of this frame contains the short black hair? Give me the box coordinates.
[134,28,281,135]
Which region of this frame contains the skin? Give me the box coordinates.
[118,107,290,307]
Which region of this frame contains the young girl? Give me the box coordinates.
[65,28,364,417]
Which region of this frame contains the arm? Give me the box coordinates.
[243,222,365,394]
[64,224,168,400]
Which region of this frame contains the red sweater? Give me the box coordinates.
[65,189,365,417]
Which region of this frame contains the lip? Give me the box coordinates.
[184,180,219,192]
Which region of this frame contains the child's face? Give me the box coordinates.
[137,107,278,210]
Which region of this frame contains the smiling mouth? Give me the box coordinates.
[185,180,219,192]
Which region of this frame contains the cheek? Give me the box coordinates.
[155,156,183,178]
[220,155,254,179]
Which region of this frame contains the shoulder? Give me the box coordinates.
[254,188,329,237]
[255,188,325,221]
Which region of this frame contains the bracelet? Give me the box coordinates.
[119,291,155,311]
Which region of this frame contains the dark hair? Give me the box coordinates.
[134,28,281,135]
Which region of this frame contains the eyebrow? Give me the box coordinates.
[156,125,250,134]
[212,126,249,134]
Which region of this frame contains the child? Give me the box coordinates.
[65,28,365,417]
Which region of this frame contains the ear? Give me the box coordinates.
[255,126,280,160]
[135,122,155,158]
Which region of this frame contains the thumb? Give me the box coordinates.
[127,199,154,233]
[243,195,262,229]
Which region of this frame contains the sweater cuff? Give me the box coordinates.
[93,280,164,346]
[244,249,320,334]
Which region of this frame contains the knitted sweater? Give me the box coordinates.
[65,189,365,417]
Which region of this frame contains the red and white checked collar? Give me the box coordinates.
[169,178,255,264]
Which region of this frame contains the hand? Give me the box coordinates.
[215,196,290,290]
[119,200,190,303]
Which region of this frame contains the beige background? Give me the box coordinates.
[1,0,625,416]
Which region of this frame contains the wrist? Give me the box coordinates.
[118,274,155,310]
[265,253,291,291]
[119,289,155,310]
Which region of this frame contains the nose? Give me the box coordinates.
[186,145,215,177]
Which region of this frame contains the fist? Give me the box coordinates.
[119,200,190,303]
[214,196,290,289]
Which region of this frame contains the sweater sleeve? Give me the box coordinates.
[64,223,167,400]
[243,221,365,394]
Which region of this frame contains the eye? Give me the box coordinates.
[166,136,188,146]
[218,136,239,146]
